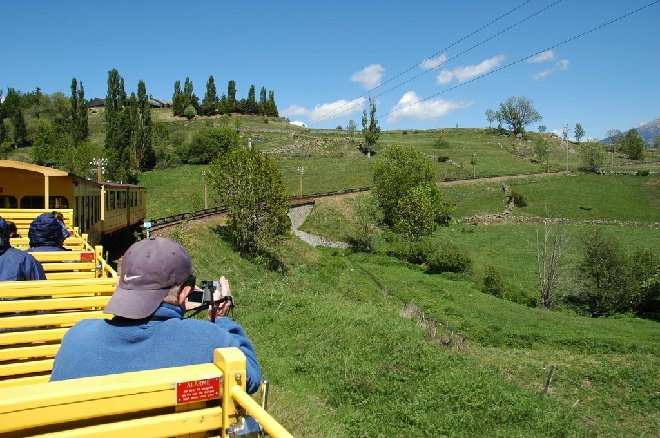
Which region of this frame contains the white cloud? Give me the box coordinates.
[387,91,471,123]
[289,121,306,128]
[436,55,505,84]
[528,50,556,64]
[281,97,367,123]
[532,59,569,80]
[420,54,448,70]
[281,104,308,117]
[350,64,385,89]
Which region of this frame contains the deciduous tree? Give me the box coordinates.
[574,123,585,143]
[373,144,451,238]
[209,147,290,256]
[493,96,542,135]
[578,142,606,172]
[621,129,645,160]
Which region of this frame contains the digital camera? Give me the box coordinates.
[187,280,234,306]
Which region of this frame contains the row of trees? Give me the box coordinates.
[172,76,278,119]
[104,69,155,183]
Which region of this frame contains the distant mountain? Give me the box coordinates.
[601,117,660,146]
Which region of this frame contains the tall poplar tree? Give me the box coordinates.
[266,91,278,117]
[70,77,89,144]
[259,87,267,115]
[135,80,154,170]
[227,80,236,113]
[246,85,258,114]
[201,75,218,116]
[361,97,380,158]
[172,80,184,116]
[183,77,199,111]
[105,68,135,182]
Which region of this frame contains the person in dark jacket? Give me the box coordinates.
[27,213,66,252]
[50,237,262,394]
[0,217,46,281]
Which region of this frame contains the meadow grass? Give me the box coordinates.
[125,119,660,436]
[509,174,660,222]
[171,221,591,437]
[163,218,658,437]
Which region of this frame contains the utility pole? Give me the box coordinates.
[201,170,208,209]
[297,166,304,197]
[563,125,571,173]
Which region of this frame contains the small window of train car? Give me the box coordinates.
[0,195,18,208]
[20,196,69,209]
[109,191,115,210]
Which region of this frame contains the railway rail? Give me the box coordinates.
[146,187,372,232]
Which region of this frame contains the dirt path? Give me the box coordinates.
[439,171,563,186]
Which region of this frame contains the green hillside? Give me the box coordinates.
[138,117,658,436]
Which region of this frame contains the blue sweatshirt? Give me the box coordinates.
[0,217,46,281]
[50,303,262,394]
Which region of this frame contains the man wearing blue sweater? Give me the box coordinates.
[50,237,262,394]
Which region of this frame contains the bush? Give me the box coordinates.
[578,142,606,172]
[636,170,650,177]
[427,241,472,274]
[510,190,527,207]
[482,266,506,298]
[183,105,197,120]
[437,156,449,162]
[185,127,239,164]
[576,229,640,316]
[434,136,450,149]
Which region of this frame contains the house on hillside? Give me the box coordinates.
[148,98,171,108]
[88,98,105,108]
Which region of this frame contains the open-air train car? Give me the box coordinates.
[0,160,146,245]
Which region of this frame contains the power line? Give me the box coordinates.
[380,0,660,122]
[307,0,544,126]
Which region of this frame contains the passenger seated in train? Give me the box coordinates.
[27,213,68,252]
[7,221,21,239]
[51,211,71,239]
[0,217,46,281]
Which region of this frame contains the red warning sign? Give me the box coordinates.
[176,377,221,404]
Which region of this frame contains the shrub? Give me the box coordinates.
[510,190,527,207]
[185,127,239,164]
[576,229,640,316]
[438,156,449,162]
[183,104,197,120]
[482,266,506,298]
[427,242,472,274]
[434,136,450,149]
[636,170,650,177]
[578,142,606,172]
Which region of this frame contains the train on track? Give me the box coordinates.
[0,160,146,245]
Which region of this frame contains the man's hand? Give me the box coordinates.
[208,276,233,321]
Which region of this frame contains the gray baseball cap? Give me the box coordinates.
[105,237,192,319]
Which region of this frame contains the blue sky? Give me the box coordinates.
[2,1,658,140]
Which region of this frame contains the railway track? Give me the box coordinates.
[146,187,372,232]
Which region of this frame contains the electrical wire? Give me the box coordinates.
[380,0,659,122]
[307,0,549,126]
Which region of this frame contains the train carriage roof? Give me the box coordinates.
[0,160,145,189]
[0,160,71,177]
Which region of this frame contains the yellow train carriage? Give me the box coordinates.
[0,160,146,245]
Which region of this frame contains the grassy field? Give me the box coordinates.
[300,173,660,302]
[163,218,659,437]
